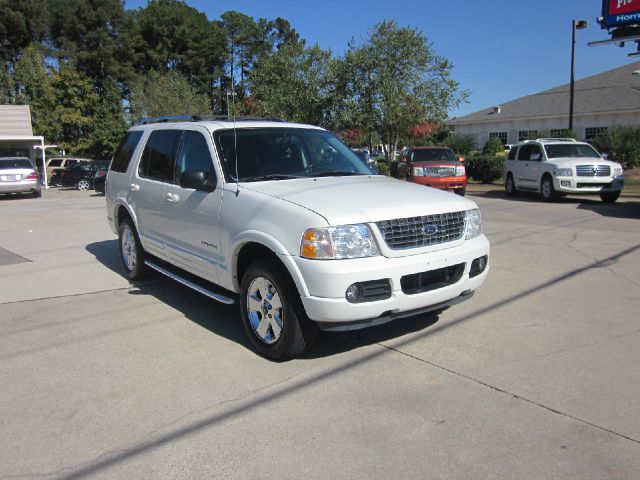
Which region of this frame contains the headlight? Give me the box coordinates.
[613,166,623,176]
[554,168,573,177]
[455,165,465,177]
[301,224,379,259]
[413,167,425,176]
[466,209,482,240]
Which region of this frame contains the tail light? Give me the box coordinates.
[25,171,39,180]
[95,169,107,178]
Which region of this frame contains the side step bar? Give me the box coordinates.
[144,260,236,305]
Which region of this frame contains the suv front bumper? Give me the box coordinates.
[554,175,624,194]
[293,235,489,328]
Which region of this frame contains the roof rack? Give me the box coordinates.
[136,115,286,126]
[535,138,577,143]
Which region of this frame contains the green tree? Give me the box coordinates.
[12,45,57,139]
[249,43,332,124]
[332,21,467,162]
[129,70,211,122]
[0,0,49,66]
[88,78,126,159]
[47,0,139,85]
[482,137,504,156]
[444,133,476,157]
[592,126,640,169]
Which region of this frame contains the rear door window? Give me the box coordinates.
[507,147,518,160]
[139,130,183,182]
[517,145,532,160]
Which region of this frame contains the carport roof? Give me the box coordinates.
[0,105,33,136]
[449,61,640,125]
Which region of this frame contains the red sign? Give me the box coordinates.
[609,0,640,14]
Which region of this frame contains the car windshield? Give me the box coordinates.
[411,149,457,162]
[0,158,33,170]
[214,128,374,182]
[544,144,601,159]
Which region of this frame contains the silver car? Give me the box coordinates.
[0,157,42,198]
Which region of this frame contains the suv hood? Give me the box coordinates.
[240,175,476,225]
[547,157,621,169]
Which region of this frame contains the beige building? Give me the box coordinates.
[448,61,640,148]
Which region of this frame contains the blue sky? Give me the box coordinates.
[125,0,638,118]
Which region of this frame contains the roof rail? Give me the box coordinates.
[536,138,577,143]
[136,115,286,126]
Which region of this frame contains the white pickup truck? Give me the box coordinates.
[106,117,490,360]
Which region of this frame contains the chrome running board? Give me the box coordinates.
[144,260,236,305]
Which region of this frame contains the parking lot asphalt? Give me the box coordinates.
[1,187,639,479]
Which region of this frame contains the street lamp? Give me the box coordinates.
[569,19,588,132]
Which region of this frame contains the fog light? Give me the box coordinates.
[470,255,488,278]
[345,283,363,303]
[561,181,570,187]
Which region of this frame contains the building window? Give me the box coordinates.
[518,130,538,141]
[489,131,508,145]
[549,129,570,138]
[585,127,607,142]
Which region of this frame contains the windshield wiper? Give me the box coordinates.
[239,174,303,182]
[307,170,364,178]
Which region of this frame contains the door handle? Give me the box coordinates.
[166,192,179,203]
[129,183,140,192]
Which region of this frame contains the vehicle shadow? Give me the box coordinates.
[85,240,443,360]
[471,189,640,218]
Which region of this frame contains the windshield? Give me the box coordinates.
[0,158,33,170]
[411,149,457,162]
[214,128,375,182]
[544,144,601,159]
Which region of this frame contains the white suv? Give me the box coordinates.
[504,138,624,203]
[106,117,490,360]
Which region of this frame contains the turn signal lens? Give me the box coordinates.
[301,229,334,259]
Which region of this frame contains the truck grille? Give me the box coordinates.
[376,211,466,250]
[576,165,610,177]
[425,166,456,177]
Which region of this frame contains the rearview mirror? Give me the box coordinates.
[601,153,608,159]
[179,170,215,192]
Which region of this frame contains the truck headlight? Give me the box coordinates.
[613,166,623,177]
[413,167,425,176]
[466,209,482,240]
[554,168,573,177]
[301,224,379,259]
[455,165,466,177]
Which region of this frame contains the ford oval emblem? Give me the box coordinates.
[422,224,438,235]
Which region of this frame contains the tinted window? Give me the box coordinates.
[111,131,144,173]
[410,149,457,162]
[174,131,215,182]
[517,144,532,161]
[48,159,63,167]
[507,147,518,160]
[0,158,33,170]
[139,130,182,182]
[544,144,600,159]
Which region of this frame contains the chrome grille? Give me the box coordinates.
[576,165,611,177]
[425,166,456,177]
[376,211,466,250]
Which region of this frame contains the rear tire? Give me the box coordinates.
[240,259,317,360]
[541,175,557,202]
[32,189,41,198]
[600,191,620,203]
[76,178,91,191]
[118,218,148,280]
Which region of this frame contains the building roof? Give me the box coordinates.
[0,105,34,136]
[449,61,640,125]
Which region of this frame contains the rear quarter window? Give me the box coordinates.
[110,131,144,173]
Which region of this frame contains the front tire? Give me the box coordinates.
[600,191,620,203]
[240,259,317,360]
[541,175,557,202]
[454,187,466,196]
[77,178,91,191]
[118,218,148,280]
[505,173,517,197]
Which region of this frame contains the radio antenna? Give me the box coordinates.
[230,73,239,196]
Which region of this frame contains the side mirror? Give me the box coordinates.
[458,156,465,163]
[179,170,215,192]
[601,153,608,159]
[530,153,541,161]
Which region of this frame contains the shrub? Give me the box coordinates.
[444,133,475,157]
[482,137,504,156]
[376,160,389,175]
[466,155,503,183]
[591,126,640,169]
